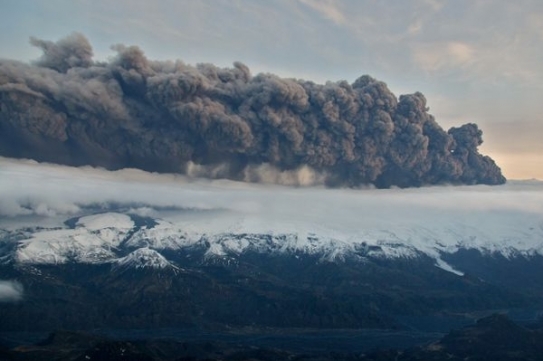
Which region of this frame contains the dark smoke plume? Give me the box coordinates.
[0,33,505,188]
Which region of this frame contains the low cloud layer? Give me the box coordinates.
[0,158,541,242]
[0,281,23,302]
[0,33,505,188]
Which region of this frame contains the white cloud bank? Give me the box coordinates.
[1,156,542,235]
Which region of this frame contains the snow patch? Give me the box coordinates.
[435,258,465,276]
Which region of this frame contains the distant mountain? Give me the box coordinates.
[1,209,543,333]
[113,247,180,272]
[4,208,543,270]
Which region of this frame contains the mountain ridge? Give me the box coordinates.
[3,210,542,276]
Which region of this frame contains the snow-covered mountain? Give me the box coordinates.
[2,203,542,276]
[113,247,179,271]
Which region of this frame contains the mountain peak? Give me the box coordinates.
[113,247,178,271]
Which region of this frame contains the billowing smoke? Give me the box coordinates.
[0,281,23,302]
[0,33,505,188]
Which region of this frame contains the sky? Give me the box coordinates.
[1,0,541,179]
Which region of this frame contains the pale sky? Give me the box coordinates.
[1,0,541,179]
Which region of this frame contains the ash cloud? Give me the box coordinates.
[0,33,505,188]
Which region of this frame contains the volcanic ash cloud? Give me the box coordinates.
[0,33,505,188]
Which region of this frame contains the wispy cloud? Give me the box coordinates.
[298,0,347,26]
[527,13,543,40]
[421,0,445,12]
[412,41,475,73]
[0,281,23,302]
[404,1,543,88]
